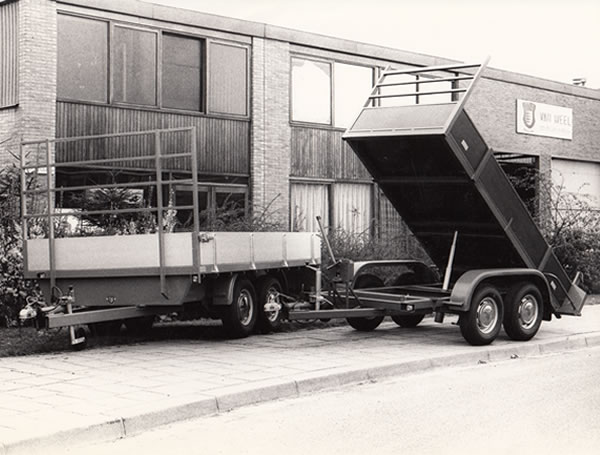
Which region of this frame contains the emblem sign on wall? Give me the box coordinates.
[516,99,573,140]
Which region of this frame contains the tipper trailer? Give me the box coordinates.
[20,60,586,346]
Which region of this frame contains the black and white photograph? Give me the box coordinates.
[0,0,599,453]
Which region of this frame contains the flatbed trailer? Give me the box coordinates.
[20,60,586,346]
[19,128,323,343]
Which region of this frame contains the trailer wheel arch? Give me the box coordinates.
[211,270,289,306]
[212,273,242,306]
[451,269,553,320]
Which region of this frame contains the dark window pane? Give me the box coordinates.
[57,14,108,103]
[162,34,201,111]
[208,43,248,116]
[113,26,156,106]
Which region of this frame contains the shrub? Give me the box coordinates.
[0,165,40,327]
[510,168,600,293]
[320,225,430,265]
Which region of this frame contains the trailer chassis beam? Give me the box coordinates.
[46,306,177,328]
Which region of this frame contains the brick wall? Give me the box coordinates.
[250,37,291,228]
[0,0,56,169]
[466,77,600,163]
[18,0,57,145]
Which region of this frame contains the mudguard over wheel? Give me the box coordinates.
[256,276,284,333]
[347,274,385,332]
[503,282,543,341]
[391,314,425,328]
[459,285,503,346]
[221,278,257,338]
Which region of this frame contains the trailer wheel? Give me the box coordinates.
[221,278,257,338]
[125,316,155,336]
[459,285,503,346]
[347,315,385,331]
[89,320,122,337]
[391,314,425,328]
[347,274,385,332]
[503,282,543,341]
[256,276,283,333]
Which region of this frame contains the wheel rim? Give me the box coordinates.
[237,289,254,326]
[476,297,499,334]
[264,286,280,323]
[518,294,539,329]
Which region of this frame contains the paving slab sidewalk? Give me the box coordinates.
[1,306,599,454]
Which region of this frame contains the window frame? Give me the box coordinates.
[56,12,250,119]
[206,40,251,118]
[289,179,375,234]
[110,23,159,108]
[161,31,205,113]
[332,61,376,129]
[290,54,375,130]
[56,13,110,105]
[289,55,333,127]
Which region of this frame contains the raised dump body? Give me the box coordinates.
[343,60,585,316]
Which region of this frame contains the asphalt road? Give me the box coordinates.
[66,346,600,455]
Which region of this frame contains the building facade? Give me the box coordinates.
[1,0,599,242]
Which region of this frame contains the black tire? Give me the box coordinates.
[256,276,284,333]
[221,278,257,338]
[503,282,543,341]
[89,320,122,337]
[459,285,503,346]
[347,315,385,331]
[347,274,385,332]
[125,316,155,336]
[353,274,385,289]
[391,314,425,328]
[392,272,417,286]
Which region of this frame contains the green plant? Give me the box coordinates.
[319,224,429,265]
[509,167,600,293]
[0,165,40,327]
[199,195,286,232]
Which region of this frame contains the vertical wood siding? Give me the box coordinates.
[0,1,18,107]
[56,102,249,175]
[290,126,371,180]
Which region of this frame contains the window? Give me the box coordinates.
[552,159,600,210]
[290,183,329,232]
[291,182,372,234]
[162,34,202,111]
[57,14,250,116]
[291,58,331,124]
[332,183,372,234]
[291,58,375,127]
[174,185,248,230]
[57,15,108,103]
[113,26,157,106]
[209,43,248,116]
[333,63,373,128]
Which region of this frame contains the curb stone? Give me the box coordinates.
[2,335,600,455]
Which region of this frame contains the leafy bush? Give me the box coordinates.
[0,165,40,327]
[321,225,430,265]
[510,168,600,293]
